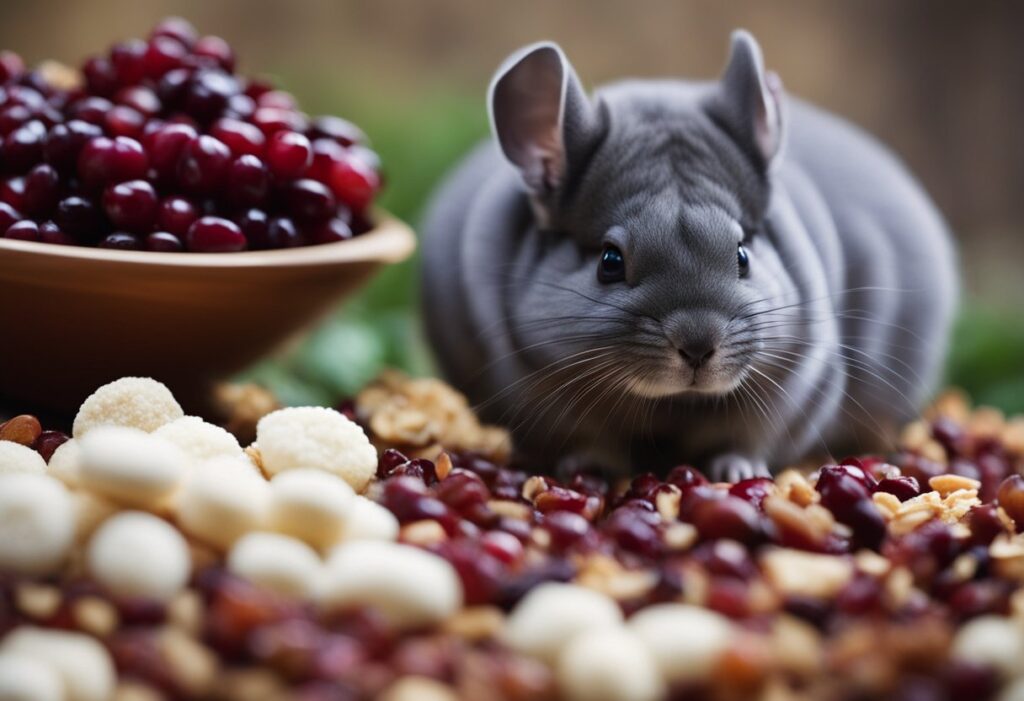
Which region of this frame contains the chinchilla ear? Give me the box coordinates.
[488,42,599,198]
[710,30,785,169]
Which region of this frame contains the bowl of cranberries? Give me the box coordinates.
[0,18,415,413]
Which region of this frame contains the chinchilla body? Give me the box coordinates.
[420,32,957,479]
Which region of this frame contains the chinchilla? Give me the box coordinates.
[420,30,958,480]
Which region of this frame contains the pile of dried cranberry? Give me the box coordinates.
[0,18,380,252]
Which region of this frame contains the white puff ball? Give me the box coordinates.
[87,511,191,602]
[0,441,46,475]
[227,532,323,598]
[268,468,355,550]
[154,416,244,463]
[321,541,462,629]
[503,583,623,661]
[952,615,1024,679]
[78,426,187,508]
[178,458,270,550]
[256,407,377,491]
[1,627,115,701]
[0,473,75,576]
[72,490,119,544]
[557,627,665,701]
[72,376,183,439]
[628,604,736,683]
[46,438,81,486]
[339,495,400,543]
[0,652,63,701]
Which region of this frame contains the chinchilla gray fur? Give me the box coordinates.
[420,30,958,480]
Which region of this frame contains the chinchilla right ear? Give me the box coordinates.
[488,42,603,212]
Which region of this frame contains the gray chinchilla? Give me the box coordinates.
[420,31,958,480]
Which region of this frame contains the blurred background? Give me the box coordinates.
[3,0,1021,411]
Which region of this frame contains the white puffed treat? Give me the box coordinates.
[73,490,118,543]
[321,541,462,629]
[628,604,736,683]
[338,495,400,542]
[268,468,355,549]
[87,511,190,602]
[952,615,1024,678]
[78,426,187,508]
[557,627,665,701]
[46,437,81,486]
[72,376,183,438]
[0,473,75,576]
[178,458,270,549]
[255,406,377,491]
[154,416,245,463]
[503,583,623,661]
[0,652,63,701]
[1,627,115,701]
[227,532,323,598]
[0,441,46,474]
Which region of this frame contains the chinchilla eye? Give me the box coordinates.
[598,244,626,283]
[737,243,750,278]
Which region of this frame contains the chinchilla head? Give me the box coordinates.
[488,31,797,399]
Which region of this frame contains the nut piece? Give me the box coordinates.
[78,427,187,508]
[379,676,460,701]
[503,583,623,661]
[628,604,736,683]
[178,458,270,550]
[0,415,42,446]
[557,627,665,701]
[0,440,47,474]
[321,540,463,629]
[338,495,400,542]
[0,652,63,701]
[761,548,854,599]
[154,416,244,463]
[227,532,323,598]
[255,406,378,491]
[951,615,1024,678]
[72,377,184,439]
[46,438,82,486]
[1,627,116,701]
[267,468,355,550]
[87,511,191,602]
[929,473,981,497]
[0,473,75,575]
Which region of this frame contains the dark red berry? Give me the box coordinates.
[145,231,184,252]
[143,37,187,78]
[66,96,114,125]
[226,154,269,207]
[4,220,39,241]
[177,134,231,194]
[237,208,272,249]
[267,217,303,248]
[0,202,20,232]
[0,176,26,211]
[182,68,238,123]
[56,196,104,239]
[729,477,774,509]
[266,131,312,178]
[99,232,141,250]
[257,90,297,110]
[329,151,379,212]
[252,107,308,137]
[157,196,199,237]
[211,117,265,156]
[21,164,59,216]
[0,51,25,83]
[77,136,148,190]
[146,122,197,180]
[150,17,198,47]
[38,221,74,246]
[82,56,118,97]
[110,39,148,86]
[103,180,158,232]
[691,495,765,545]
[310,217,352,245]
[997,475,1024,528]
[311,115,364,146]
[193,36,235,71]
[103,105,145,139]
[33,430,70,462]
[285,178,336,225]
[186,216,246,252]
[44,120,103,173]
[2,119,46,172]
[115,86,161,117]
[874,475,921,502]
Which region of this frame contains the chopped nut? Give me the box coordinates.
[884,567,914,608]
[73,596,119,637]
[0,414,43,446]
[435,452,453,480]
[663,522,698,551]
[900,420,931,451]
[442,606,506,640]
[655,486,682,521]
[1004,418,1024,456]
[400,519,448,546]
[776,470,817,506]
[487,499,532,521]
[762,549,853,598]
[764,495,830,546]
[14,583,61,619]
[576,555,657,601]
[889,509,935,536]
[855,550,892,577]
[920,439,947,464]
[168,590,204,636]
[872,492,902,519]
[113,682,165,701]
[37,60,83,91]
[522,475,548,501]
[929,474,981,496]
[969,406,1006,439]
[990,533,1024,581]
[158,627,219,696]
[380,676,460,701]
[213,382,280,446]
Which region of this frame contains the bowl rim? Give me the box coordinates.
[0,209,416,269]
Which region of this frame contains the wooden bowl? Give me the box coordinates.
[0,213,416,415]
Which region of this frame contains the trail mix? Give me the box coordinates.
[0,17,380,252]
[2,379,1024,701]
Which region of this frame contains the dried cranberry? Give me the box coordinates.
[32,430,70,462]
[816,465,886,550]
[729,477,774,509]
[874,475,921,502]
[997,475,1024,528]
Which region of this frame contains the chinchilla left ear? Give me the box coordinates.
[708,30,786,170]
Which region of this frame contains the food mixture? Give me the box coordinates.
[1,374,1023,701]
[0,18,380,252]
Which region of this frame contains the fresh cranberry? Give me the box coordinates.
[77,136,148,190]
[82,56,118,97]
[225,94,256,120]
[143,36,187,78]
[543,510,592,551]
[311,115,365,145]
[38,221,75,246]
[157,196,199,237]
[145,231,184,252]
[266,130,312,178]
[44,120,103,173]
[329,152,379,212]
[285,179,336,225]
[186,216,246,253]
[110,39,148,86]
[99,232,142,250]
[310,218,353,245]
[150,17,198,47]
[678,484,726,521]
[932,416,967,458]
[258,90,298,110]
[691,495,765,545]
[480,530,524,564]
[4,220,39,241]
[874,475,921,502]
[0,51,25,83]
[437,539,504,605]
[21,164,59,216]
[666,464,708,491]
[268,216,304,248]
[966,504,1005,547]
[146,122,197,180]
[603,503,663,558]
[177,134,232,194]
[0,176,26,211]
[729,477,774,509]
[103,179,158,232]
[103,105,145,138]
[307,138,346,181]
[835,572,884,616]
[0,202,19,233]
[691,540,757,580]
[252,107,309,136]
[155,68,191,108]
[435,469,490,512]
[2,119,45,172]
[0,104,32,135]
[237,208,274,249]
[211,117,265,156]
[816,465,886,549]
[182,68,238,123]
[226,154,270,207]
[56,196,104,239]
[193,35,236,71]
[32,430,69,462]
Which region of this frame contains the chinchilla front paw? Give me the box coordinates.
[708,453,770,483]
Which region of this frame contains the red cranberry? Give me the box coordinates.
[258,90,298,110]
[39,221,75,246]
[226,154,270,207]
[480,530,524,565]
[543,510,592,551]
[145,231,184,252]
[157,196,199,236]
[997,475,1024,528]
[0,202,19,232]
[285,179,337,225]
[32,430,69,462]
[116,86,161,116]
[77,136,148,190]
[0,176,26,211]
[966,504,1005,547]
[225,94,256,120]
[604,504,663,558]
[266,131,312,178]
[4,220,39,241]
[816,465,886,550]
[307,138,346,181]
[311,116,365,146]
[22,164,59,216]
[436,539,504,605]
[143,37,187,78]
[932,416,967,458]
[155,68,191,108]
[103,180,158,232]
[99,232,142,250]
[691,495,765,545]
[103,105,145,138]
[186,216,246,253]
[435,469,490,512]
[329,152,379,213]
[237,208,273,249]
[310,218,352,245]
[666,464,709,491]
[82,56,118,97]
[211,117,265,156]
[691,540,757,580]
[729,477,774,509]
[252,107,309,136]
[146,122,197,180]
[150,17,198,47]
[678,485,726,521]
[0,104,32,135]
[193,36,236,71]
[835,573,884,615]
[177,134,232,194]
[182,68,238,123]
[44,120,103,173]
[874,475,921,502]
[381,477,458,532]
[268,217,304,248]
[56,196,104,239]
[2,119,46,172]
[0,51,24,83]
[110,39,148,86]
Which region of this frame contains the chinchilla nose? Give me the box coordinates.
[667,311,723,369]
[678,339,716,369]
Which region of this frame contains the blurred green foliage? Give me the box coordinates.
[242,79,1024,415]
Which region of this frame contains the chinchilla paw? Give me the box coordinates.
[709,453,770,483]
